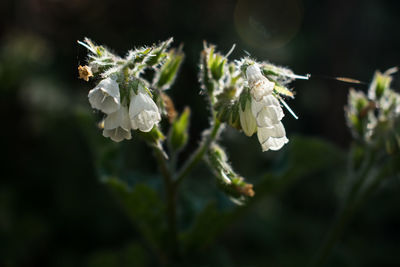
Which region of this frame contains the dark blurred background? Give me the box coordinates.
[1,0,400,266]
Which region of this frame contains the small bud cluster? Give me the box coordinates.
[78,38,183,142]
[346,67,400,153]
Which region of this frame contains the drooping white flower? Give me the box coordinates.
[251,94,284,127]
[103,106,132,142]
[239,99,257,137]
[129,91,161,132]
[257,122,289,151]
[246,64,275,101]
[88,78,121,114]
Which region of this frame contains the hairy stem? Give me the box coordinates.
[152,144,179,260]
[174,119,221,185]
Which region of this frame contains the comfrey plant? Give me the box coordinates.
[313,68,400,266]
[78,38,307,261]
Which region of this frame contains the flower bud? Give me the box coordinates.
[239,98,257,137]
[103,106,132,142]
[88,78,121,114]
[129,91,161,132]
[368,71,392,101]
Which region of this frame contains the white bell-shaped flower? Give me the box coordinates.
[103,106,132,142]
[239,99,257,137]
[88,78,121,114]
[129,91,161,132]
[257,122,289,151]
[251,94,284,127]
[246,64,275,101]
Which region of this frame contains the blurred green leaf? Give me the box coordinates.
[181,136,345,255]
[85,242,149,267]
[181,202,229,252]
[105,179,166,253]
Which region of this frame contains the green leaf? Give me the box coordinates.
[168,107,190,152]
[181,202,230,252]
[105,179,166,251]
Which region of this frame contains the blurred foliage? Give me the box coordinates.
[2,0,400,266]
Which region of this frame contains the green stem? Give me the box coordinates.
[312,154,373,267]
[312,197,358,267]
[174,119,221,186]
[152,144,179,260]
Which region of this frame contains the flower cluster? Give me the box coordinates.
[346,67,400,153]
[88,77,161,142]
[241,64,288,151]
[78,38,183,143]
[200,44,307,152]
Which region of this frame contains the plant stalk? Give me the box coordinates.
[174,119,221,185]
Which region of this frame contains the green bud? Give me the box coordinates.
[199,48,215,94]
[369,71,392,100]
[346,89,371,140]
[209,52,226,81]
[168,107,190,152]
[155,47,184,90]
[146,37,173,66]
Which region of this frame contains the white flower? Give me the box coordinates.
[257,122,289,151]
[251,94,284,127]
[239,99,257,137]
[103,106,132,142]
[246,64,275,101]
[88,78,121,114]
[129,91,161,132]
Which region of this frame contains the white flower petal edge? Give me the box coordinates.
[246,64,275,101]
[129,92,161,132]
[257,122,289,151]
[88,78,121,114]
[251,95,284,127]
[103,106,132,142]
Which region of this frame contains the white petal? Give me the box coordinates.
[103,127,132,142]
[260,136,289,151]
[250,78,275,101]
[251,95,280,116]
[104,106,131,131]
[256,105,284,127]
[246,64,264,85]
[257,122,286,144]
[129,92,161,132]
[134,110,161,132]
[88,78,121,114]
[129,92,159,118]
